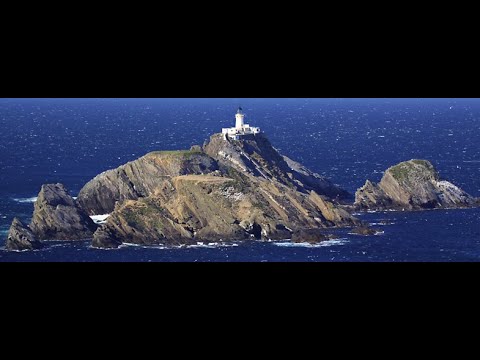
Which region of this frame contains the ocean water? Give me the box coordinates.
[0,98,479,262]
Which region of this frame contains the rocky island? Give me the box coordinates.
[4,109,479,251]
[87,130,359,248]
[354,159,478,211]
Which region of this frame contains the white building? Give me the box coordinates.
[222,107,261,140]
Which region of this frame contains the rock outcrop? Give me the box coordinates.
[30,183,97,240]
[91,170,358,248]
[355,159,477,211]
[350,226,378,236]
[84,133,359,248]
[77,150,218,215]
[5,217,43,251]
[291,229,329,244]
[203,133,351,200]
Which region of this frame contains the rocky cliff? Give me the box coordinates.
[30,183,97,240]
[84,133,359,248]
[203,133,351,200]
[92,170,357,248]
[354,159,478,211]
[5,218,43,251]
[77,150,218,215]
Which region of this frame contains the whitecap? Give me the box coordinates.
[273,238,349,248]
[348,230,384,236]
[13,196,38,203]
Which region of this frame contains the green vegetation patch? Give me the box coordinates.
[389,163,412,181]
[388,160,435,182]
[226,167,250,192]
[122,199,165,229]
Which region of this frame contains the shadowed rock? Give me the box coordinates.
[350,226,378,236]
[30,183,97,240]
[291,229,328,244]
[6,217,43,251]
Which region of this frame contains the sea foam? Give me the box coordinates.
[13,197,38,203]
[273,238,349,248]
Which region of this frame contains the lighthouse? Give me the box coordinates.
[222,106,261,140]
[235,107,245,129]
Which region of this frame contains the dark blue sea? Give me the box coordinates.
[0,98,479,262]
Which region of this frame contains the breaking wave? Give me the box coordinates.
[13,197,38,203]
[273,238,349,248]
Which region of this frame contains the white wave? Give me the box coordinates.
[348,230,384,236]
[119,242,166,250]
[90,214,110,224]
[13,196,38,203]
[187,242,239,249]
[273,238,349,248]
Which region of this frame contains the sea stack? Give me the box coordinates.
[355,159,478,211]
[30,183,97,240]
[5,217,43,251]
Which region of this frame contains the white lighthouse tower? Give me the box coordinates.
[235,107,245,129]
[222,106,261,140]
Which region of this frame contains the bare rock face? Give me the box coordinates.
[203,133,351,200]
[91,224,123,249]
[355,180,393,210]
[30,183,97,240]
[5,217,43,251]
[355,159,477,211]
[77,150,219,215]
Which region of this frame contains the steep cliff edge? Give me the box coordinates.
[30,183,97,240]
[354,159,478,211]
[203,133,350,200]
